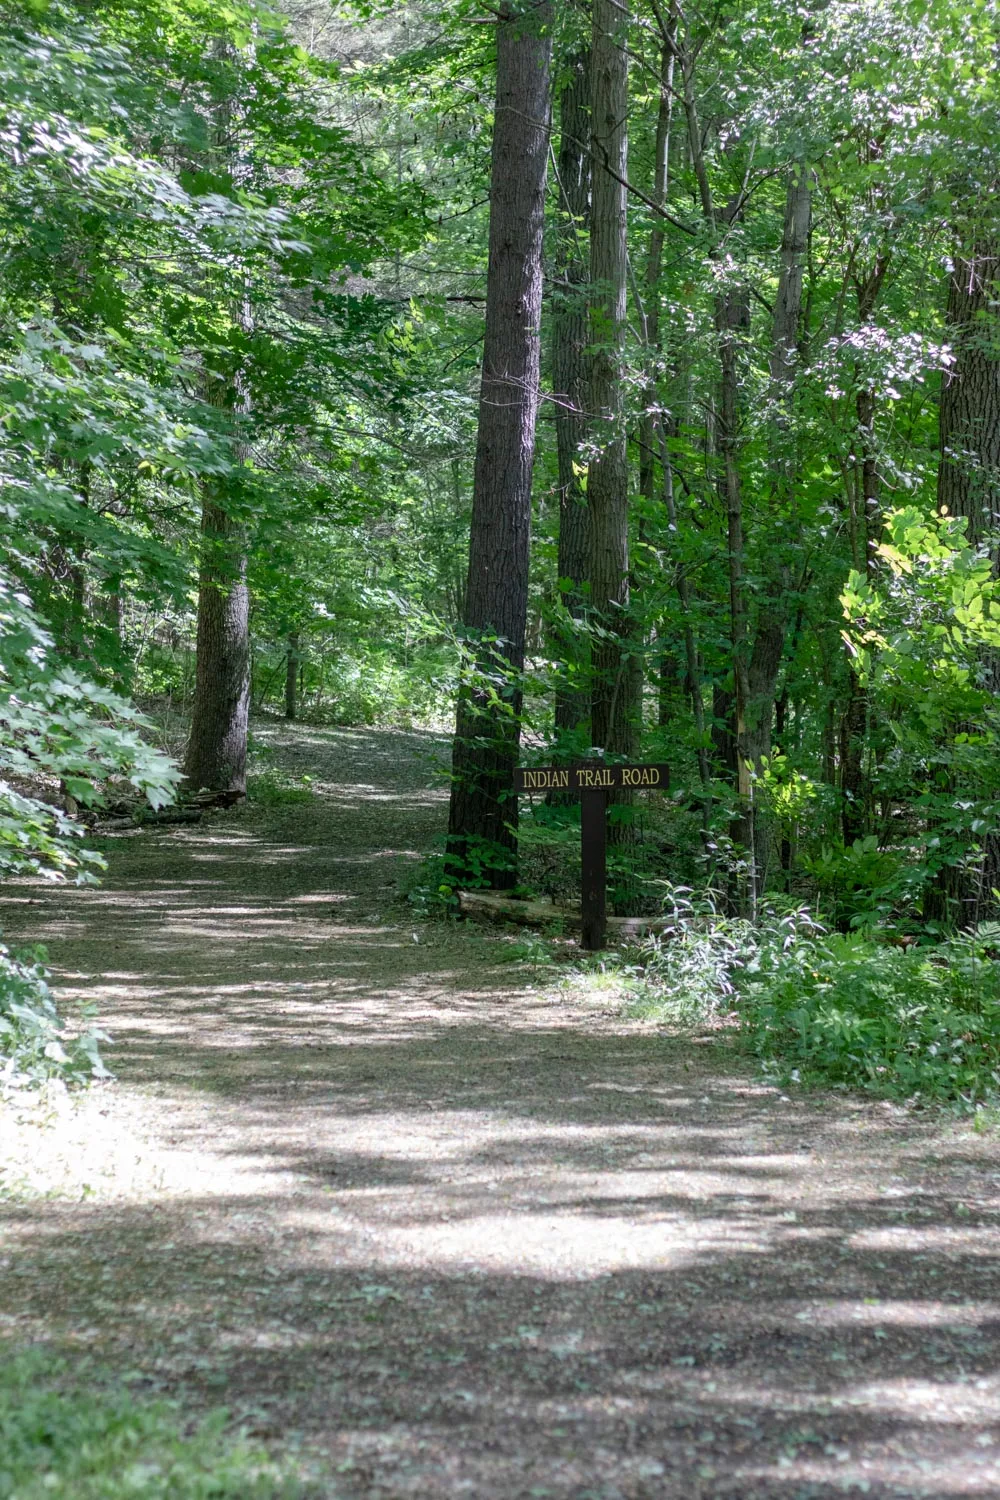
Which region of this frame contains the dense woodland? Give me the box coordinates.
[4,0,1000,1102]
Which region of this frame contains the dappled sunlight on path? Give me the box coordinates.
[3,725,1000,1498]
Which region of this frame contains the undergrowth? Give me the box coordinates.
[625,888,1000,1108]
[0,1350,303,1498]
[0,941,109,1091]
[246,767,315,806]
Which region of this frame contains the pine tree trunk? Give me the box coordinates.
[589,0,636,762]
[446,1,552,888]
[552,49,591,737]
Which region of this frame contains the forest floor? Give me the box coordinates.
[2,723,1000,1500]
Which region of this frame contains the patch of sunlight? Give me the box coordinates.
[736,1455,999,1496]
[842,1378,1000,1417]
[848,1226,1000,1254]
[788,1300,1000,1330]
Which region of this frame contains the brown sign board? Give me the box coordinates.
[514,763,670,793]
[512,760,671,951]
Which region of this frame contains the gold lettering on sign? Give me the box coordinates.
[642,768,660,786]
[622,768,638,786]
[521,768,572,790]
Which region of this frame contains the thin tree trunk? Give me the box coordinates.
[285,631,300,721]
[588,0,636,762]
[718,170,811,904]
[639,26,710,789]
[638,29,674,500]
[737,166,812,874]
[840,258,887,845]
[552,49,591,737]
[447,0,552,888]
[717,262,756,908]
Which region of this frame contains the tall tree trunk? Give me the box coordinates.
[446,0,552,888]
[639,27,711,789]
[716,261,756,904]
[637,34,673,466]
[938,239,1000,540]
[552,48,591,737]
[588,0,636,761]
[936,236,1000,920]
[184,44,253,801]
[715,169,811,904]
[736,166,812,870]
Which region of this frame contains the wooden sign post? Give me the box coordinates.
[513,762,670,951]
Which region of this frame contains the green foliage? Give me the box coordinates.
[841,506,1000,920]
[246,767,315,806]
[0,1350,300,1499]
[803,836,907,931]
[0,942,108,1090]
[627,885,767,1025]
[253,644,456,730]
[740,925,1000,1106]
[631,891,1000,1106]
[1,579,179,883]
[403,849,460,918]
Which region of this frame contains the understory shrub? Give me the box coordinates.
[0,1350,301,1498]
[628,886,763,1023]
[631,888,1000,1105]
[740,924,1000,1104]
[0,941,109,1090]
[246,767,315,806]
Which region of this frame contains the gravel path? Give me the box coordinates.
[2,724,1000,1499]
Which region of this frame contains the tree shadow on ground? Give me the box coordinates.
[3,725,1000,1497]
[3,1159,1000,1499]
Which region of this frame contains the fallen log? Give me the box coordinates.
[457,890,670,942]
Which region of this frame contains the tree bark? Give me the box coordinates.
[184,475,251,796]
[938,240,1000,542]
[588,0,636,762]
[552,49,591,737]
[640,27,711,790]
[936,236,1000,920]
[742,166,812,800]
[446,1,552,888]
[727,167,811,901]
[183,40,253,801]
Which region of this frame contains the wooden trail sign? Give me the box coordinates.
[513,763,670,951]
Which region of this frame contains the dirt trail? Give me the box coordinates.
[2,724,1000,1500]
